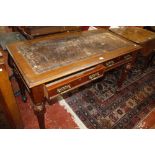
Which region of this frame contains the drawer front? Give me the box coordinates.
[104,60,115,67]
[104,57,120,68]
[104,53,133,69]
[44,65,105,100]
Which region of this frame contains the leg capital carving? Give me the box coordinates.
[117,62,133,91]
[33,102,45,113]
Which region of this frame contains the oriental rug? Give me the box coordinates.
[65,61,155,129]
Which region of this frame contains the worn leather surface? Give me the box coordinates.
[17,31,133,74]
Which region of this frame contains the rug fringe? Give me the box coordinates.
[58,96,87,129]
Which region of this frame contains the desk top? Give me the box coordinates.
[7,29,141,88]
[110,27,155,44]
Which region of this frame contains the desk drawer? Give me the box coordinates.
[44,65,105,100]
[103,57,120,68]
[104,53,133,69]
[122,53,133,60]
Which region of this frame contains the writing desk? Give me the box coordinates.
[110,27,155,68]
[7,29,141,128]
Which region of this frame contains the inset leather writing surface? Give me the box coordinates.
[110,27,155,44]
[17,31,134,74]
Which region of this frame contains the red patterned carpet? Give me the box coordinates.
[16,94,78,129]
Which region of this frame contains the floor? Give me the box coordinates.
[15,69,155,129]
[16,95,79,129]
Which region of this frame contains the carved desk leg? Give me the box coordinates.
[117,53,137,91]
[143,52,155,70]
[117,62,132,91]
[150,52,155,66]
[30,85,46,129]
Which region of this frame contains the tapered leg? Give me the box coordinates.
[143,56,151,71]
[31,85,46,129]
[117,62,132,90]
[144,53,155,68]
[150,53,155,66]
[117,52,138,91]
[7,54,46,128]
[33,103,45,129]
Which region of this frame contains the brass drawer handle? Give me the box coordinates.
[57,84,71,94]
[105,60,115,67]
[89,72,101,80]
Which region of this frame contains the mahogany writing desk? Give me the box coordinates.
[110,27,155,68]
[7,29,141,128]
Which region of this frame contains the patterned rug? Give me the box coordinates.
[65,57,155,129]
